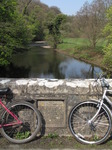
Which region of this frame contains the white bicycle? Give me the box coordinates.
[69,73,112,144]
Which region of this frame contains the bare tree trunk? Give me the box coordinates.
[22,0,32,15]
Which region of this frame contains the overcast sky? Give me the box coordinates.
[40,0,93,15]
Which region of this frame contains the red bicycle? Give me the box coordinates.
[0,88,42,144]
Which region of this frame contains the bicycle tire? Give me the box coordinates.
[0,101,42,144]
[68,100,111,144]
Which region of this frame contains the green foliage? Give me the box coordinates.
[0,0,33,66]
[0,18,32,65]
[103,6,112,69]
[47,14,66,49]
[15,131,30,139]
[0,0,16,65]
[103,7,112,43]
[103,44,112,70]
[48,133,59,139]
[0,0,17,22]
[25,5,45,41]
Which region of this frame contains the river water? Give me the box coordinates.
[0,46,103,79]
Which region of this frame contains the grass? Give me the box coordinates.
[47,133,59,139]
[1,135,112,149]
[57,37,107,68]
[58,38,106,51]
[15,131,30,139]
[58,38,90,50]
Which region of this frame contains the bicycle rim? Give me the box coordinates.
[1,102,42,143]
[68,101,111,144]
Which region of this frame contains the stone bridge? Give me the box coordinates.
[0,78,112,136]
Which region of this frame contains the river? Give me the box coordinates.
[0,46,103,79]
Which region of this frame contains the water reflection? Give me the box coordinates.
[59,58,101,78]
[0,63,31,78]
[0,47,103,79]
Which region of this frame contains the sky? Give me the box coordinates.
[40,0,93,16]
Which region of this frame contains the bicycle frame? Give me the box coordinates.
[89,88,112,123]
[102,89,112,106]
[0,99,22,128]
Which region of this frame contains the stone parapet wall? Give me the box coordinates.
[0,78,112,136]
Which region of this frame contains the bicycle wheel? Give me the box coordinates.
[0,101,42,144]
[68,100,111,144]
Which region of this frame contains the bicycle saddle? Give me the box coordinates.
[0,88,10,95]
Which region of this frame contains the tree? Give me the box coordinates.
[50,6,61,14]
[0,0,17,22]
[75,0,111,48]
[26,5,45,41]
[103,6,112,70]
[47,14,66,49]
[0,0,33,66]
[0,0,17,66]
[22,0,33,15]
[17,0,62,42]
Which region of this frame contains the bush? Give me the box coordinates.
[103,44,112,70]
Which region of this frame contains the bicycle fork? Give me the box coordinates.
[88,99,103,124]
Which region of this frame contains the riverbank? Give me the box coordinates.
[55,48,104,69]
[57,38,110,72]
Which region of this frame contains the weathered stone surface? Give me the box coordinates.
[0,78,112,136]
[38,100,66,128]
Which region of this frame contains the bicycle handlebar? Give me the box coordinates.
[96,73,110,89]
[100,78,109,88]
